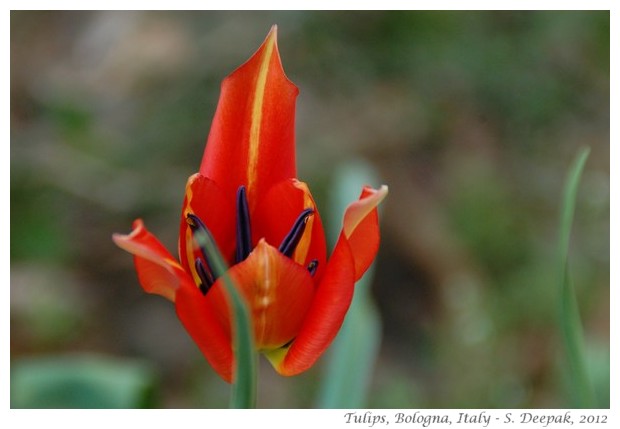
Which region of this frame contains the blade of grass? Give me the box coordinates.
[195,229,257,409]
[557,146,595,408]
[316,161,383,408]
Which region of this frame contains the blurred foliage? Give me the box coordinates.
[10,11,609,408]
[11,354,157,408]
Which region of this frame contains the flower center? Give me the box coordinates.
[186,185,319,295]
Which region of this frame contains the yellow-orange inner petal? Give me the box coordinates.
[207,239,315,351]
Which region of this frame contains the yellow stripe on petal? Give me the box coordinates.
[182,174,204,288]
[247,27,277,194]
[220,239,314,350]
[199,27,298,203]
[292,180,315,265]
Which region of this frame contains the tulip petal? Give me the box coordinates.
[175,282,234,383]
[179,173,236,278]
[265,232,355,376]
[267,185,387,376]
[253,179,327,277]
[113,219,193,302]
[343,185,389,280]
[207,240,315,351]
[199,26,299,207]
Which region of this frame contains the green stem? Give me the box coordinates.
[226,274,258,409]
[195,230,257,408]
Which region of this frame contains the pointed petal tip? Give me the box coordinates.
[268,24,278,38]
[262,25,291,83]
[222,26,282,82]
[262,25,278,51]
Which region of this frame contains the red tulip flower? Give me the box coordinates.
[113,27,387,383]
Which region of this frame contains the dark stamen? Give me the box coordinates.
[195,258,214,294]
[307,259,319,276]
[186,213,221,279]
[279,208,314,258]
[235,186,252,263]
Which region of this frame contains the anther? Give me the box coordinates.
[235,186,252,263]
[279,208,314,258]
[195,258,214,294]
[307,259,319,276]
[186,213,221,279]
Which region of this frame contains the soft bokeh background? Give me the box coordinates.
[10,10,609,408]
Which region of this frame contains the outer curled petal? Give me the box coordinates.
[267,185,388,375]
[343,185,389,279]
[113,219,194,302]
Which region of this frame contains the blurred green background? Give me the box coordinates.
[10,11,609,408]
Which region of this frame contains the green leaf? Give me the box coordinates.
[557,147,595,408]
[194,229,257,409]
[11,354,157,408]
[316,161,383,408]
